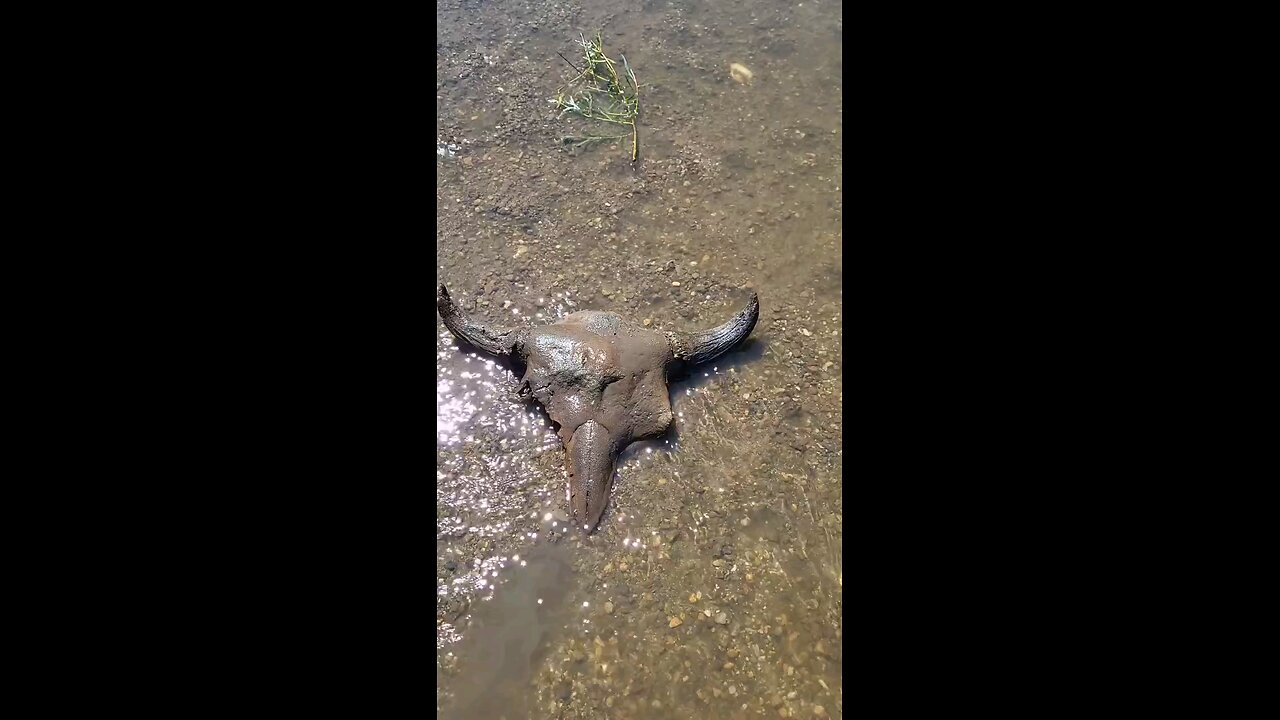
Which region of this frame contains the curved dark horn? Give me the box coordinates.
[437,284,525,356]
[668,292,759,365]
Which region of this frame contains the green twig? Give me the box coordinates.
[553,32,640,162]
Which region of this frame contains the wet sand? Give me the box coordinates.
[438,0,842,716]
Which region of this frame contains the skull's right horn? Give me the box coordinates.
[667,292,759,366]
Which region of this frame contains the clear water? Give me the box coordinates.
[438,1,842,717]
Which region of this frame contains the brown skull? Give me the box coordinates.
[437,284,759,533]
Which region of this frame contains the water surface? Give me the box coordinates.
[437,1,842,716]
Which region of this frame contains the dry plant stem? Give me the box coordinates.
[622,54,639,161]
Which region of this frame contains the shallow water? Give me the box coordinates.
[437,0,842,717]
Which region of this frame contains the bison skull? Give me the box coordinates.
[437,284,759,533]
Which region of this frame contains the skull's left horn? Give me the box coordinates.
[437,284,526,357]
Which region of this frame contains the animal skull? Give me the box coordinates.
[437,284,759,533]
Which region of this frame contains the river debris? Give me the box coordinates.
[553,32,641,161]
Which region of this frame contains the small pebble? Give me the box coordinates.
[672,281,681,286]
[715,612,729,625]
[669,616,683,628]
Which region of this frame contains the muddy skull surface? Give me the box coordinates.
[437,284,759,532]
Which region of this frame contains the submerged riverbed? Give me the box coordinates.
[437,1,842,717]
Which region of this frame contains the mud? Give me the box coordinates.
[438,0,842,717]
